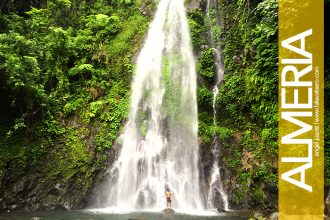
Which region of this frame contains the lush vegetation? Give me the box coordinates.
[219,0,279,201]
[0,0,149,210]
[189,0,278,210]
[0,0,328,213]
[190,0,330,211]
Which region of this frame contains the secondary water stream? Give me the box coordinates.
[205,0,229,211]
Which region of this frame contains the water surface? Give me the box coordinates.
[0,210,251,220]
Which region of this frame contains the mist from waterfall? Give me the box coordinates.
[95,0,203,211]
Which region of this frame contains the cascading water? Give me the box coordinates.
[206,0,224,87]
[98,0,203,211]
[205,0,229,211]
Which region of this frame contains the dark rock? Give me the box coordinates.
[233,55,243,65]
[12,180,24,194]
[27,196,38,203]
[0,198,8,212]
[265,182,278,193]
[210,183,225,210]
[247,198,257,207]
[198,142,213,207]
[217,208,226,213]
[10,204,20,211]
[54,204,68,211]
[161,208,175,214]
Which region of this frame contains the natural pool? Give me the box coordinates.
[0,210,251,220]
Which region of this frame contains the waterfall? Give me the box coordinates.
[205,0,229,211]
[206,0,224,86]
[98,0,203,211]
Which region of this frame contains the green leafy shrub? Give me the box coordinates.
[197,48,215,80]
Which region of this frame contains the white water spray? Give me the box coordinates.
[97,0,203,211]
[206,0,229,211]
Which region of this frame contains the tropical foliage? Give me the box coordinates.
[0,0,149,205]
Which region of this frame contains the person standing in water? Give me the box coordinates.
[165,188,172,208]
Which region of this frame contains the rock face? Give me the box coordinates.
[0,162,97,212]
[0,120,121,212]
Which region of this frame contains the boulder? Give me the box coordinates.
[185,0,201,12]
[161,208,175,214]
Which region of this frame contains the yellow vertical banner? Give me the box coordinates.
[279,0,324,219]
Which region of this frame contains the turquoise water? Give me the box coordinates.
[0,210,251,220]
